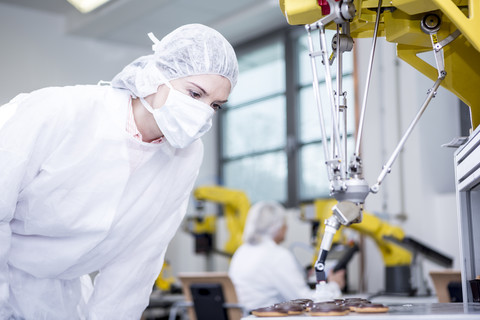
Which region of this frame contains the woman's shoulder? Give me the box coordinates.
[19,85,108,110]
[40,85,129,115]
[27,84,104,97]
[240,240,292,258]
[268,243,296,261]
[28,84,126,102]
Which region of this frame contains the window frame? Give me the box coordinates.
[218,26,357,207]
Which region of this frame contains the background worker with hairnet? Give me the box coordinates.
[229,201,345,311]
[0,24,238,320]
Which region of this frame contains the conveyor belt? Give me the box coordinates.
[243,303,480,319]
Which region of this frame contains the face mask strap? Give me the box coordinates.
[140,97,155,114]
[157,72,173,90]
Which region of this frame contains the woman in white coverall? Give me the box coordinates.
[0,24,238,320]
[229,201,345,311]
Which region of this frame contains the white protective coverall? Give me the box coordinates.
[0,23,238,319]
[0,85,203,319]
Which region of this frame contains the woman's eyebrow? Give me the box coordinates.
[188,81,207,95]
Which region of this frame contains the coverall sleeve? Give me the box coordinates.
[273,250,342,301]
[86,197,192,319]
[0,90,65,316]
[273,250,314,301]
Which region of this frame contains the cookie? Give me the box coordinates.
[351,303,389,313]
[309,303,350,316]
[251,306,288,317]
[287,299,313,311]
[274,302,304,315]
[331,298,367,310]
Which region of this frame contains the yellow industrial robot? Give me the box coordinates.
[278,0,478,289]
[188,185,251,257]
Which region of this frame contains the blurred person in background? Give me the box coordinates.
[229,201,345,311]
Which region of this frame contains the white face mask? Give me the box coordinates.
[140,79,215,148]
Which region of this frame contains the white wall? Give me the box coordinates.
[0,4,142,102]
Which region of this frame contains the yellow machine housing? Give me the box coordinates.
[154,261,176,292]
[280,0,480,129]
[190,215,217,235]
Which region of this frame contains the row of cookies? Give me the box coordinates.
[251,297,389,317]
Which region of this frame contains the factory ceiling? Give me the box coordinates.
[0,0,290,47]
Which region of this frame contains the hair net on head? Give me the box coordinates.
[111,24,238,98]
[243,201,286,245]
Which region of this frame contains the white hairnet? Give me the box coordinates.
[111,24,238,98]
[243,201,286,244]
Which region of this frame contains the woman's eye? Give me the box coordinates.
[212,104,223,111]
[188,90,201,99]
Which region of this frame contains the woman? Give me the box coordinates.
[229,201,344,311]
[0,24,238,319]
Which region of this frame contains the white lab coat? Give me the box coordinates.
[0,85,203,319]
[229,238,341,311]
[229,238,311,310]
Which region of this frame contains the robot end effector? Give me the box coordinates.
[314,156,371,283]
[314,200,365,283]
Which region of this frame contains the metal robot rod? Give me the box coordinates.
[355,0,383,157]
[371,12,453,193]
[370,72,445,193]
[305,0,356,184]
[306,24,334,181]
[314,216,341,283]
[318,24,346,177]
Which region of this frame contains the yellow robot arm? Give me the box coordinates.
[349,212,412,266]
[193,185,251,255]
